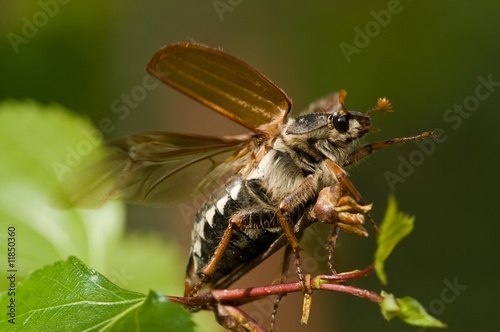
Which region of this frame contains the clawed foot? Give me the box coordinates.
[312,186,372,237]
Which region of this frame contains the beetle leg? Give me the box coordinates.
[310,161,374,274]
[313,186,372,233]
[325,160,378,230]
[276,175,319,298]
[270,244,293,331]
[344,131,436,167]
[214,303,267,332]
[327,225,341,274]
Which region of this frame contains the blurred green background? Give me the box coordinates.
[1,1,499,331]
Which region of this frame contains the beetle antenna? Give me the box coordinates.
[366,97,393,115]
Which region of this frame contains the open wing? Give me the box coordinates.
[60,43,289,207]
[147,43,291,135]
[59,132,247,208]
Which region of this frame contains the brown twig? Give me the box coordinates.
[167,263,382,309]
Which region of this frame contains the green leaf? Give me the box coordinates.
[0,101,124,285]
[374,195,415,284]
[380,292,447,328]
[0,101,219,331]
[0,256,195,332]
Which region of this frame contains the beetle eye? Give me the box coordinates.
[332,113,349,133]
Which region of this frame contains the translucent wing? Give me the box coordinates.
[147,43,291,135]
[59,132,247,208]
[59,43,288,207]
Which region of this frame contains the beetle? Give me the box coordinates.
[62,43,434,331]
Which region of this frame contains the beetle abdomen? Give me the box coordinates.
[187,176,280,289]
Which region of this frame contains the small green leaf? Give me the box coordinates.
[380,292,447,328]
[0,256,194,332]
[379,291,400,320]
[374,195,415,284]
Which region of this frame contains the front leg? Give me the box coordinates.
[311,161,373,274]
[344,131,435,166]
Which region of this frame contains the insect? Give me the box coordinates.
[64,43,434,331]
